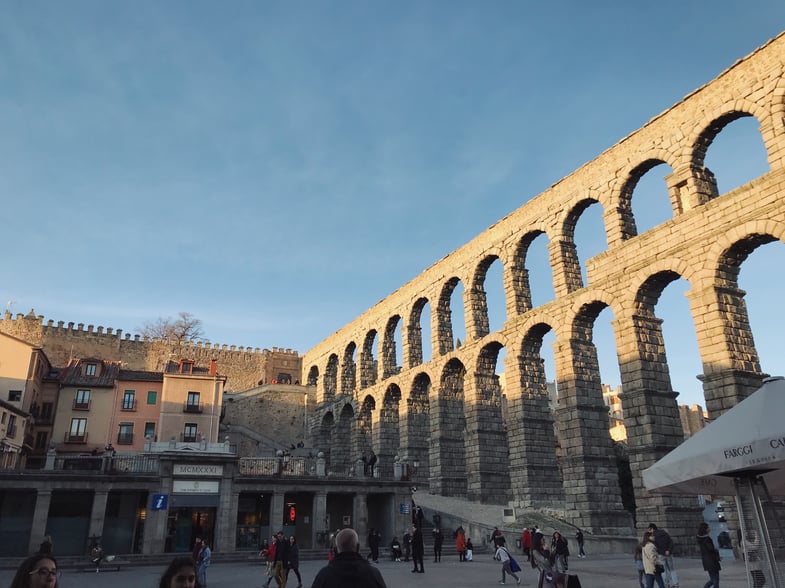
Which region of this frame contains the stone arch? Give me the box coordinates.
[404,372,431,483]
[307,365,319,387]
[430,358,467,496]
[436,277,462,356]
[688,108,767,204]
[616,158,674,240]
[407,297,430,368]
[559,197,604,292]
[382,315,401,379]
[360,330,378,388]
[507,321,564,508]
[469,254,505,340]
[323,354,338,403]
[330,403,355,475]
[510,229,551,314]
[378,384,401,478]
[317,411,335,466]
[341,342,357,395]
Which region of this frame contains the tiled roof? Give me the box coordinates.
[61,358,120,388]
[119,369,164,382]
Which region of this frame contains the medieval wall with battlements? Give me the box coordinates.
[0,311,302,392]
[302,32,785,549]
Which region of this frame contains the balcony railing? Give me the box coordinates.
[53,453,160,474]
[239,457,316,477]
[72,399,91,410]
[64,431,88,444]
[183,402,202,413]
[117,433,134,445]
[121,400,137,411]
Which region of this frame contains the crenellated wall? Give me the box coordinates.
[0,311,302,391]
[302,32,785,549]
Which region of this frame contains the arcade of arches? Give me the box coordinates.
[304,33,785,547]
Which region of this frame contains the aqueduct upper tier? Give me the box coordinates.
[303,33,785,544]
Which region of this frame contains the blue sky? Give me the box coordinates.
[2,2,784,407]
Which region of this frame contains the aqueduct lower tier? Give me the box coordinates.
[303,33,785,547]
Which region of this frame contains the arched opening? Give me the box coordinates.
[406,373,431,483]
[436,278,466,355]
[378,385,401,479]
[323,355,338,403]
[471,255,506,337]
[408,298,432,367]
[568,199,607,287]
[625,160,674,236]
[317,411,334,466]
[331,403,354,475]
[307,365,319,387]
[360,330,378,388]
[341,342,357,395]
[382,315,402,379]
[700,114,769,195]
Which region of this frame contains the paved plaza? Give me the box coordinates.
[0,553,764,587]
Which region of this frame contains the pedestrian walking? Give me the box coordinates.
[648,523,678,588]
[532,533,561,588]
[432,528,443,562]
[634,537,645,588]
[494,539,522,585]
[642,531,666,588]
[411,525,425,573]
[90,543,104,573]
[696,522,720,588]
[575,529,585,558]
[196,540,211,588]
[551,531,569,573]
[456,527,466,562]
[287,535,303,588]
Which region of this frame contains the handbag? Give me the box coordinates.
[654,563,665,575]
[510,555,522,573]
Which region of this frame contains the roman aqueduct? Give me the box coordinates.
[303,33,785,544]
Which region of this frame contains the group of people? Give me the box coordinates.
[260,531,302,588]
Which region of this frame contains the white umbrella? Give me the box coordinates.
[643,376,785,496]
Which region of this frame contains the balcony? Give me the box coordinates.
[120,400,137,411]
[183,402,202,414]
[72,399,91,411]
[180,433,198,442]
[64,431,88,444]
[117,433,134,445]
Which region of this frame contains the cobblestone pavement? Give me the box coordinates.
[0,554,763,588]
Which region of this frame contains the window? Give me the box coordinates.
[74,389,90,410]
[117,423,133,445]
[1,412,5,424]
[35,431,48,450]
[7,415,16,438]
[183,423,198,443]
[147,391,157,405]
[85,363,96,376]
[67,418,87,443]
[184,391,201,413]
[122,390,136,410]
[144,422,156,440]
[8,390,21,402]
[180,360,194,374]
[40,402,53,423]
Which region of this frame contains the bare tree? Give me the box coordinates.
[139,312,206,344]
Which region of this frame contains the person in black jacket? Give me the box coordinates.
[411,525,425,573]
[696,522,720,588]
[273,531,290,588]
[311,528,387,588]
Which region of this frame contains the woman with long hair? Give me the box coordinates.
[8,554,59,588]
[696,522,721,588]
[158,556,201,588]
[551,531,569,573]
[642,531,666,588]
[287,535,303,588]
[531,533,562,588]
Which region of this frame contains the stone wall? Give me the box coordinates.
[221,385,315,455]
[0,311,302,392]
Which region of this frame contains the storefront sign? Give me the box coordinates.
[173,464,224,476]
[173,480,220,494]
